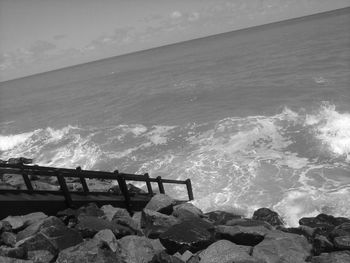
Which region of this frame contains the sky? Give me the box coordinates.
[1,0,349,81]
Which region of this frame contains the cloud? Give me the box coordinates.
[28,40,56,54]
[53,34,66,40]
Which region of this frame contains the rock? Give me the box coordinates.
[94,229,119,252]
[215,225,269,246]
[17,233,56,254]
[205,211,242,225]
[27,250,55,263]
[17,216,64,242]
[0,221,11,233]
[0,256,33,263]
[100,205,129,221]
[0,246,26,259]
[56,238,120,263]
[1,232,16,247]
[118,235,165,263]
[111,216,141,236]
[198,239,260,263]
[141,209,180,238]
[311,251,350,263]
[145,194,177,215]
[77,203,104,217]
[330,222,350,239]
[172,203,203,220]
[127,183,147,195]
[132,212,142,230]
[174,250,193,262]
[2,212,47,230]
[159,218,214,254]
[299,214,350,235]
[75,216,112,238]
[226,218,274,230]
[252,230,312,263]
[150,251,185,263]
[333,236,350,250]
[252,208,284,226]
[313,234,334,255]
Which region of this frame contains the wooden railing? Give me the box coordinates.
[0,163,194,213]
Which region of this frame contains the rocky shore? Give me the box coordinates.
[0,193,349,263]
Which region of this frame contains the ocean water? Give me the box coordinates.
[1,8,349,226]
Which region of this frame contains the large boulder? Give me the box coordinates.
[56,237,120,263]
[252,230,312,263]
[0,246,26,259]
[299,214,350,235]
[159,218,214,254]
[252,208,284,226]
[226,218,274,230]
[215,225,270,246]
[1,212,47,231]
[27,250,55,263]
[94,229,119,252]
[141,209,180,238]
[311,251,350,263]
[145,194,177,215]
[1,232,16,247]
[75,216,112,238]
[330,222,350,239]
[77,203,104,217]
[205,211,242,225]
[172,203,203,220]
[333,236,350,250]
[118,235,165,263]
[100,205,129,221]
[198,240,260,263]
[0,256,33,263]
[150,251,185,263]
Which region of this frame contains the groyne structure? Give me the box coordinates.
[0,162,193,218]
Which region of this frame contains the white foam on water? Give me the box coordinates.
[0,131,34,151]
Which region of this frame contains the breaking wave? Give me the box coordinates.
[1,103,349,226]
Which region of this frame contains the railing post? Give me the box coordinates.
[144,173,153,196]
[186,179,194,200]
[20,164,33,192]
[156,176,165,194]
[76,166,89,193]
[114,170,131,212]
[56,170,73,207]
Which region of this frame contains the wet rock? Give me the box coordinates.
[77,203,104,217]
[333,236,350,250]
[145,194,177,215]
[226,218,274,230]
[311,251,350,263]
[199,240,260,263]
[27,250,55,263]
[299,214,350,235]
[7,157,33,165]
[205,211,242,225]
[56,238,120,263]
[0,256,33,263]
[0,246,26,259]
[141,209,180,238]
[94,229,119,252]
[252,230,312,263]
[313,234,334,255]
[1,232,16,247]
[159,218,214,254]
[330,222,350,239]
[75,216,112,238]
[119,235,165,263]
[172,203,203,220]
[252,208,284,226]
[100,205,129,221]
[150,251,185,263]
[215,225,269,246]
[2,212,47,230]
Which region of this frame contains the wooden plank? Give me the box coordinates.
[56,170,73,207]
[144,173,153,196]
[156,176,165,194]
[186,179,194,200]
[114,170,131,212]
[76,167,89,193]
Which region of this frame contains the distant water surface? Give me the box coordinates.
[1,8,349,226]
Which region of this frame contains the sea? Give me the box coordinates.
[1,8,349,226]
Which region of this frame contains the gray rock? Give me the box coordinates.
[252,230,312,263]
[204,211,242,225]
[0,256,33,263]
[252,208,284,226]
[27,250,55,263]
[100,205,129,221]
[199,240,261,263]
[215,225,270,246]
[94,229,119,252]
[2,212,47,230]
[0,246,26,259]
[1,232,16,247]
[333,236,350,250]
[311,251,350,263]
[330,222,350,239]
[77,203,104,217]
[141,209,180,238]
[226,218,274,230]
[0,221,11,233]
[172,203,203,220]
[150,251,185,263]
[75,216,112,238]
[56,238,121,263]
[145,194,177,215]
[313,234,334,255]
[118,235,165,263]
[159,218,214,254]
